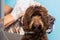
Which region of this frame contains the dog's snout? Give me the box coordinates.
[33,19,40,27]
[33,23,39,27]
[32,23,42,30]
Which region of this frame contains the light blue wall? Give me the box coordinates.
[5,0,16,8]
[5,0,60,40]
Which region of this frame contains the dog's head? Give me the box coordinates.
[23,5,50,33]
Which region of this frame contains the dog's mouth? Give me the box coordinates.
[31,24,43,33]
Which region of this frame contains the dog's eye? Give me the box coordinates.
[31,11,42,17]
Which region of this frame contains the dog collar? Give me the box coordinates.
[25,31,34,34]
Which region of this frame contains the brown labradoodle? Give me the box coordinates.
[22,5,50,40]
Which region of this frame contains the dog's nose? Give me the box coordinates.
[32,23,42,30]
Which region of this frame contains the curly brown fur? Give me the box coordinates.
[22,5,50,40]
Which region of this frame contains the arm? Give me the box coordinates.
[4,13,24,28]
[4,0,33,27]
[4,5,14,27]
[4,0,40,28]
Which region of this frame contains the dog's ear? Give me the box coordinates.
[46,15,55,34]
[39,6,50,30]
[25,6,34,17]
[23,6,34,32]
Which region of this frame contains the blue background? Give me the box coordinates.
[5,0,60,40]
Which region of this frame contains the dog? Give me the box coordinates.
[21,5,51,40]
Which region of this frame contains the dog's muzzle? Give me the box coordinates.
[29,16,44,32]
[32,23,43,32]
[32,23,42,29]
